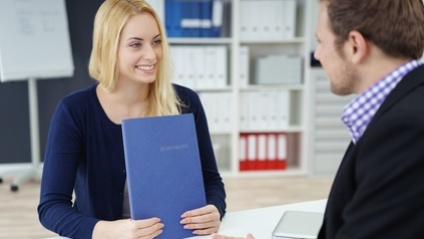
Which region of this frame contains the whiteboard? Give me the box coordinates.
[0,0,74,82]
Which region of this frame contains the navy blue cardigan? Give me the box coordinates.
[38,84,226,239]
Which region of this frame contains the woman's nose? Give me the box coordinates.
[141,44,155,60]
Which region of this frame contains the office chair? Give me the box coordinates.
[0,165,42,191]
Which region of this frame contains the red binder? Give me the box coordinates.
[276,133,288,169]
[239,134,248,171]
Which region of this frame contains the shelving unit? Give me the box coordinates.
[158,0,312,177]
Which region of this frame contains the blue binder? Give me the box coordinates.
[211,0,223,37]
[165,0,183,37]
[200,0,213,37]
[122,114,206,239]
[181,0,201,37]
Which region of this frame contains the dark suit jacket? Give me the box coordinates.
[318,64,424,238]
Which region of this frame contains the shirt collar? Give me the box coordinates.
[342,59,423,144]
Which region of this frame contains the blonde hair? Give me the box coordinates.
[88,0,182,116]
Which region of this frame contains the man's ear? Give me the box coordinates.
[346,30,369,64]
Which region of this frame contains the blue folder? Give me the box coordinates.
[165,0,183,37]
[200,0,213,37]
[181,0,201,37]
[122,113,206,239]
[211,0,223,37]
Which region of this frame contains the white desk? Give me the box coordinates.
[45,199,327,239]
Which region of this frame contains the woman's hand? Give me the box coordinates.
[211,233,255,239]
[180,204,221,235]
[92,217,164,239]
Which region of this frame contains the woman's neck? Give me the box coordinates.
[96,83,150,124]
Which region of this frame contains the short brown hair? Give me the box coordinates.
[321,0,424,59]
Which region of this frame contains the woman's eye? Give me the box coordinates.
[130,43,141,48]
[153,39,162,45]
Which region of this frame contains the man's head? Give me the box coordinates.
[314,0,424,95]
[322,0,424,59]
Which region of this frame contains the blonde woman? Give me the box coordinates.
[38,1,226,238]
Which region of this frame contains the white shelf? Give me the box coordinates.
[240,84,304,91]
[240,37,305,44]
[220,168,306,178]
[192,86,233,92]
[164,0,312,177]
[169,37,232,44]
[240,126,304,134]
[210,130,233,135]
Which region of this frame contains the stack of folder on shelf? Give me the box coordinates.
[165,0,225,38]
[240,0,297,40]
[239,90,291,131]
[199,91,233,133]
[170,45,251,90]
[170,45,228,89]
[239,133,288,171]
[239,46,250,87]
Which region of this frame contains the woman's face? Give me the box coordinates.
[117,12,163,86]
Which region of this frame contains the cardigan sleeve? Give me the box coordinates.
[38,101,99,239]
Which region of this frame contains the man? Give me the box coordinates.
[212,0,424,238]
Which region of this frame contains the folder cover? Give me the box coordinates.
[122,113,206,239]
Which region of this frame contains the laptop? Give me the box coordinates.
[272,211,324,239]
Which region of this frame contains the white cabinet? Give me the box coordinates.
[307,69,353,176]
[155,0,313,177]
